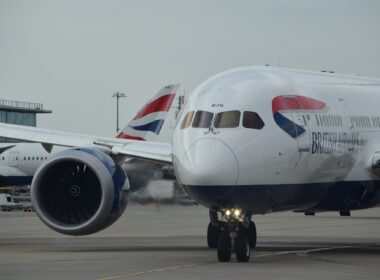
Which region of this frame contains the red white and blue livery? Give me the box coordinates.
[117,84,178,141]
[1,66,380,263]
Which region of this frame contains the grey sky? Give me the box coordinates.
[0,0,379,141]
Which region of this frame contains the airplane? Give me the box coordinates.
[0,66,380,263]
[0,84,179,188]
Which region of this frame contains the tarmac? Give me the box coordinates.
[0,203,380,280]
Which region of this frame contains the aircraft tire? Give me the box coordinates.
[207,222,221,248]
[248,221,257,248]
[217,233,231,262]
[235,236,250,262]
[240,221,256,248]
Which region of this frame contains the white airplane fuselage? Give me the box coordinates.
[0,143,62,186]
[173,66,380,214]
[2,66,378,262]
[0,144,162,192]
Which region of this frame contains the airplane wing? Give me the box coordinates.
[0,123,172,164]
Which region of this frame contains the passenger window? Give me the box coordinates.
[192,111,214,128]
[180,111,194,129]
[214,111,241,128]
[243,111,265,129]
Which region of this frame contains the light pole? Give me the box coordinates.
[112,92,126,133]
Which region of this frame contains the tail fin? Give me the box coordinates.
[116,84,179,141]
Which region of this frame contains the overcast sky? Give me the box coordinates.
[0,0,379,141]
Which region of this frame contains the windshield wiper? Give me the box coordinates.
[204,124,220,135]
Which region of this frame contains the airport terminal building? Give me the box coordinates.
[0,98,51,142]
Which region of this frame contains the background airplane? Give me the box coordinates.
[1,66,379,263]
[0,84,179,189]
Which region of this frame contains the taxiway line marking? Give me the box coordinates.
[255,246,351,258]
[98,243,380,279]
[97,262,213,280]
[256,243,380,258]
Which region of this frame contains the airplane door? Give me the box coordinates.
[281,96,310,153]
[338,97,354,169]
[9,152,19,167]
[279,95,311,170]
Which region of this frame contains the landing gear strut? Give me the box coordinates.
[207,209,256,262]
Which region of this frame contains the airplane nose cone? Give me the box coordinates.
[176,138,239,186]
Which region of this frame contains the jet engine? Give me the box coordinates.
[31,147,129,236]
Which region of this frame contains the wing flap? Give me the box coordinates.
[112,142,172,164]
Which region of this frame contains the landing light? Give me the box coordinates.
[223,208,242,219]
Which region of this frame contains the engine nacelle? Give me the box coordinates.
[31,147,129,236]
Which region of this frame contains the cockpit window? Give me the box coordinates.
[192,111,214,128]
[214,111,241,128]
[243,111,265,129]
[180,111,194,129]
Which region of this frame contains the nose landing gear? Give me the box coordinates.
[207,209,256,262]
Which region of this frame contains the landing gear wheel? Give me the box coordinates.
[240,221,256,248]
[207,222,221,248]
[248,221,257,248]
[235,236,250,262]
[217,233,231,262]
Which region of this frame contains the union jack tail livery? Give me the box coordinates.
[117,84,179,141]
